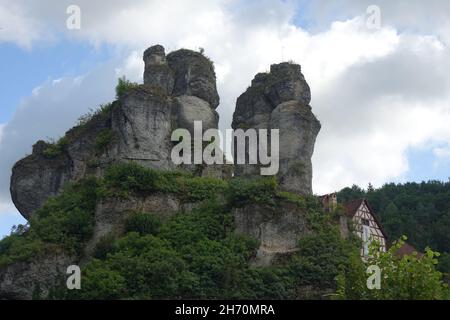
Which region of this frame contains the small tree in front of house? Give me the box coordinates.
[336,236,450,300]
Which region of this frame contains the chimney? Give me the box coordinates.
[322,193,337,212]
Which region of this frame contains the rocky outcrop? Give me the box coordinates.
[167,49,220,109]
[0,251,76,300]
[143,45,174,94]
[233,200,311,266]
[232,62,321,195]
[110,87,175,170]
[10,111,113,220]
[143,45,219,108]
[4,46,324,300]
[11,45,223,221]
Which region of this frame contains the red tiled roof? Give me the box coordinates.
[395,242,423,258]
[342,198,389,241]
[343,199,364,217]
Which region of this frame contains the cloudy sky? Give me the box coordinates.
[1,0,450,237]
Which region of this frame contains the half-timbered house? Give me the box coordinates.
[319,194,388,257]
[343,199,388,257]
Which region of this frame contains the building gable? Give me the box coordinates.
[352,201,387,254]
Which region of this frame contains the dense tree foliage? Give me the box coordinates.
[2,163,449,299]
[67,203,359,300]
[0,178,99,266]
[336,237,450,300]
[337,180,450,275]
[0,164,359,299]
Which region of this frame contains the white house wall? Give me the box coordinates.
[352,202,386,255]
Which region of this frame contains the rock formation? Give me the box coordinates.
[232,62,321,195]
[11,45,223,221]
[3,46,324,299]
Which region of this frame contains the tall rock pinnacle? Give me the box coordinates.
[232,62,321,195]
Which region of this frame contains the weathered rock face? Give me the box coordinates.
[143,45,174,94]
[232,62,320,195]
[10,152,68,221]
[167,49,220,109]
[10,45,223,221]
[111,87,175,170]
[174,95,219,135]
[270,101,321,194]
[11,112,112,220]
[83,194,183,257]
[0,251,76,300]
[233,201,311,266]
[4,45,326,300]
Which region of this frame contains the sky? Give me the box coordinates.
[1,0,450,237]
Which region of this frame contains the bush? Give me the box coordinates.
[104,162,227,202]
[0,234,45,267]
[93,233,117,260]
[159,201,231,247]
[104,163,160,194]
[277,191,306,208]
[30,178,99,254]
[125,213,162,236]
[178,176,227,202]
[72,260,126,300]
[42,137,68,159]
[74,201,265,300]
[95,129,114,153]
[115,76,140,99]
[77,103,114,128]
[336,237,450,300]
[289,226,360,290]
[228,177,277,207]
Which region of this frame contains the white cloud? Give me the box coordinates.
[1,0,450,213]
[0,2,48,48]
[0,203,26,238]
[0,61,118,207]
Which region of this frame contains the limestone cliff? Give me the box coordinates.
[11,45,224,221]
[3,46,325,300]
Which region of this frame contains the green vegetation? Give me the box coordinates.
[103,162,227,201]
[95,129,114,153]
[227,177,277,207]
[93,233,116,260]
[0,178,100,267]
[66,201,359,300]
[31,178,99,253]
[338,180,450,274]
[0,231,45,267]
[2,162,449,300]
[115,76,140,99]
[336,237,450,300]
[290,227,361,296]
[76,103,114,128]
[125,213,162,236]
[42,137,69,159]
[41,102,117,161]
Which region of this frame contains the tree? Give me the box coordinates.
[336,237,450,300]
